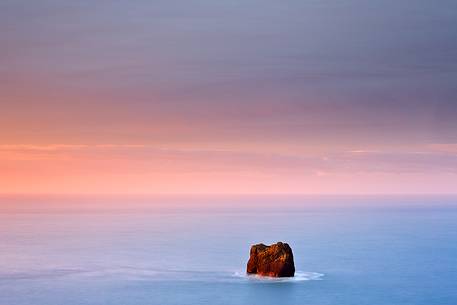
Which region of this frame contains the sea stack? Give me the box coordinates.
[246,242,295,277]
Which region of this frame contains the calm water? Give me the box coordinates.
[1,196,456,305]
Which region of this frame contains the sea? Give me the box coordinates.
[1,195,456,305]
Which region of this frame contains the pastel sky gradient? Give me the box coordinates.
[1,0,457,194]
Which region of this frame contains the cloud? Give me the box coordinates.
[428,144,457,154]
[0,144,147,151]
[1,143,456,175]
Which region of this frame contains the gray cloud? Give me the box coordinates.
[1,0,456,145]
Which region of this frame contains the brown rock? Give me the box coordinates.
[246,242,295,277]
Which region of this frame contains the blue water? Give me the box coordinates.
[1,196,456,305]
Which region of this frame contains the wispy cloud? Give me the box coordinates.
[1,143,456,174]
[428,144,457,154]
[0,144,147,151]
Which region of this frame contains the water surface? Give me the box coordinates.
[1,195,456,305]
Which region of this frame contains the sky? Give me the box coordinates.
[1,0,457,194]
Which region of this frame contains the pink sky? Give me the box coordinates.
[1,1,457,194]
[1,143,456,194]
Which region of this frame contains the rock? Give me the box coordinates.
[246,242,295,277]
